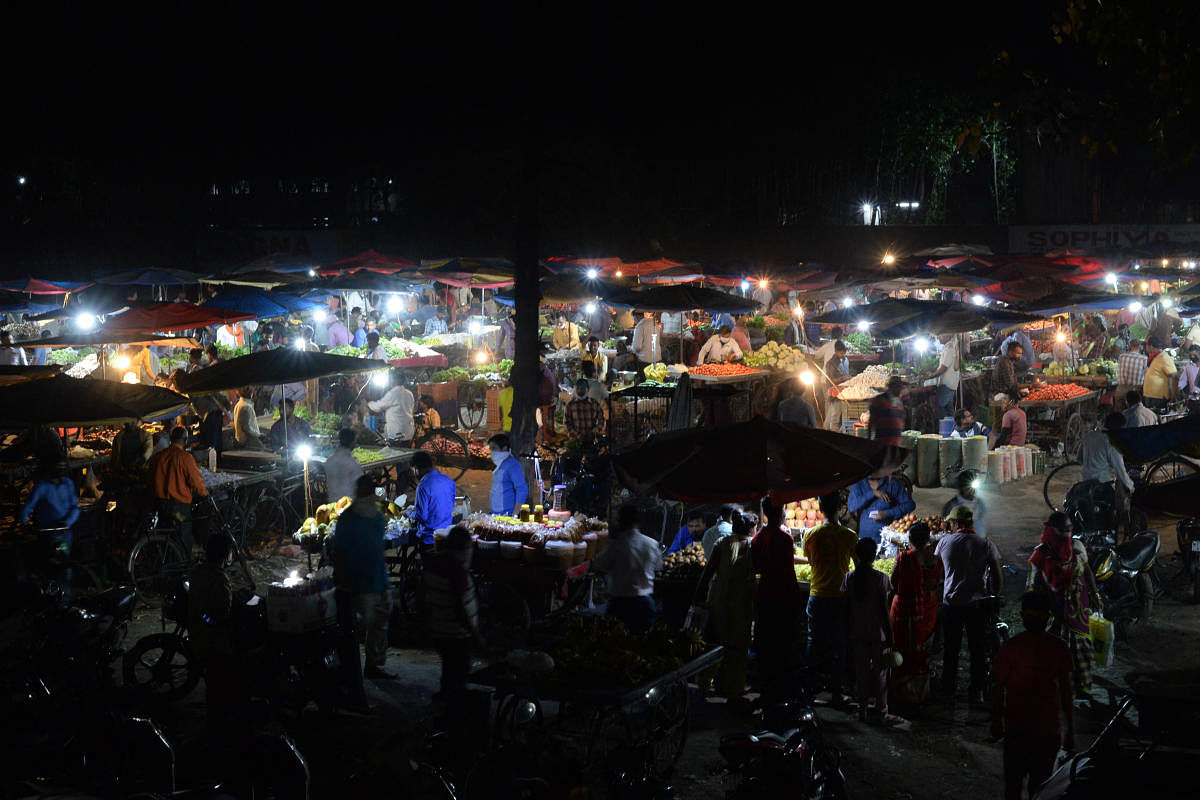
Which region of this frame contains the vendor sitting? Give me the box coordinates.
[847,473,915,544]
[269,398,313,451]
[664,511,706,556]
[948,408,990,438]
[695,325,743,365]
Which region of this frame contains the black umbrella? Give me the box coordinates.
[175,348,389,395]
[808,298,1044,338]
[0,376,191,426]
[605,285,759,313]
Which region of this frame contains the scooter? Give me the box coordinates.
[1079,530,1160,635]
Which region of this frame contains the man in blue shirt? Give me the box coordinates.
[407,451,457,551]
[487,433,528,515]
[847,474,915,543]
[778,378,818,427]
[1001,328,1035,371]
[664,511,705,555]
[20,461,80,530]
[332,475,394,680]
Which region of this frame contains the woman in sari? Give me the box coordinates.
[694,512,756,699]
[889,522,943,705]
[1028,512,1103,694]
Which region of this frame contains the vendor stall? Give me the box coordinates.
[1001,384,1100,459]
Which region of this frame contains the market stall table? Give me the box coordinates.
[992,388,1100,460]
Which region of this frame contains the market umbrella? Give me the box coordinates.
[418,257,523,288]
[808,298,1044,338]
[612,416,906,504]
[175,348,389,395]
[321,250,419,275]
[0,376,191,426]
[200,285,321,318]
[99,302,257,334]
[492,275,627,306]
[231,255,320,275]
[911,244,995,259]
[0,364,60,387]
[0,278,93,294]
[200,270,310,289]
[93,269,207,286]
[282,271,421,294]
[605,285,759,314]
[26,285,138,322]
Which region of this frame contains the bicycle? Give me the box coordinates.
[127,494,253,606]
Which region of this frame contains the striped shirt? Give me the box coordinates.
[1117,351,1147,387]
[868,392,906,446]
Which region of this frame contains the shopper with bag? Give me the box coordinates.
[693,512,755,699]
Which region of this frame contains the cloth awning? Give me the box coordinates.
[492,275,628,306]
[100,302,257,334]
[321,250,419,275]
[176,349,389,395]
[200,286,321,318]
[0,278,93,294]
[0,376,191,426]
[94,269,207,286]
[35,334,200,349]
[613,416,906,504]
[605,285,759,314]
[418,257,522,288]
[200,270,311,288]
[808,297,1044,338]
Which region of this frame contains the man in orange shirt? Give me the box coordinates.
[148,426,209,554]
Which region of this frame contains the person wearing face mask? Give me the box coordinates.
[564,379,605,444]
[407,451,457,552]
[552,313,581,350]
[695,324,743,365]
[487,433,529,515]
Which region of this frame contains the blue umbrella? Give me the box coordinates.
[94,268,206,286]
[201,285,321,318]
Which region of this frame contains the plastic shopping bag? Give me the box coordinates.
[1089,612,1115,667]
[684,605,709,633]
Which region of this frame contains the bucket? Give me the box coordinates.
[938,417,955,437]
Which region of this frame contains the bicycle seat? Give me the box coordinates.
[1115,533,1159,572]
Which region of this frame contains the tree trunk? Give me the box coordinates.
[510,130,541,457]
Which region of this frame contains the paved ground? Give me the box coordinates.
[117,468,1197,797]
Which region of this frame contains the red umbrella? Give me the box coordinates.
[101,302,256,334]
[0,278,93,294]
[320,250,419,275]
[613,416,906,504]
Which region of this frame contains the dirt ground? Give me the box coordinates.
[117,468,1197,798]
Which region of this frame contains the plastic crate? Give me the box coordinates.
[840,399,871,421]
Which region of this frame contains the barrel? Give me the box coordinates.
[939,437,963,487]
[901,430,921,482]
[987,450,1006,483]
[962,435,989,473]
[917,435,942,488]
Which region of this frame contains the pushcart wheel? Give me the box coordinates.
[413,428,472,481]
[1063,412,1085,460]
[122,633,201,703]
[1043,462,1082,512]
[1145,456,1198,487]
[649,679,689,778]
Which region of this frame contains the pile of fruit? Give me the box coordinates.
[890,512,919,530]
[1022,383,1091,403]
[794,557,896,583]
[551,616,707,686]
[764,314,792,327]
[660,542,706,584]
[742,341,806,371]
[643,362,672,382]
[784,498,826,528]
[294,496,355,547]
[885,515,956,538]
[466,511,607,544]
[689,363,760,377]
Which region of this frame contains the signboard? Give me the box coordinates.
[1010,224,1200,254]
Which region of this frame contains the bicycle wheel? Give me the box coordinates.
[413,428,472,482]
[1145,456,1198,486]
[212,498,248,550]
[1043,462,1083,512]
[246,487,287,544]
[128,535,190,605]
[122,633,201,703]
[649,679,689,778]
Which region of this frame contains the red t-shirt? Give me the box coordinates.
[993,630,1072,735]
[1001,406,1027,446]
[751,523,800,604]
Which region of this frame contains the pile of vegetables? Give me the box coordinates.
[48,347,94,366]
[745,315,767,330]
[215,344,250,360]
[843,332,874,355]
[659,542,706,584]
[431,359,513,383]
[742,341,806,371]
[352,447,389,464]
[689,363,760,377]
[643,362,671,382]
[833,364,892,400]
[794,557,896,583]
[431,367,470,382]
[1022,383,1091,403]
[552,616,707,686]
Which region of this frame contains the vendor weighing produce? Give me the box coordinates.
[848,474,915,543]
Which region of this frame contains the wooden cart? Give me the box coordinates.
[1005,389,1101,460]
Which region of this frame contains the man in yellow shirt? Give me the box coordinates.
[1142,336,1178,412]
[802,493,858,705]
[497,376,514,432]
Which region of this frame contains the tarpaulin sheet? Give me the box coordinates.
[605,285,758,313]
[100,302,256,334]
[492,275,627,306]
[0,376,191,426]
[809,297,1044,337]
[0,278,92,294]
[201,286,321,318]
[613,416,906,504]
[0,365,60,387]
[321,250,419,275]
[176,349,389,395]
[94,269,207,286]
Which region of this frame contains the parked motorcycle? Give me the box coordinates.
[1077,529,1159,635]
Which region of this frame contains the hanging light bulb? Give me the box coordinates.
[842,297,854,308]
[312,308,327,323]
[1129,301,1143,313]
[800,370,815,385]
[914,337,929,353]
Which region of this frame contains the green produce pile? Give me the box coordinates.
[352,447,388,464]
[843,332,874,355]
[551,616,708,686]
[1088,358,1117,377]
[414,336,445,346]
[795,557,895,583]
[329,339,420,359]
[48,348,94,366]
[310,412,343,432]
[327,344,363,357]
[431,359,513,383]
[215,344,250,360]
[746,315,767,330]
[431,367,469,382]
[882,362,907,372]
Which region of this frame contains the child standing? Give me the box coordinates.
[842,537,903,725]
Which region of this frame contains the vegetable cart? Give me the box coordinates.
[470,645,724,784]
[1009,388,1100,460]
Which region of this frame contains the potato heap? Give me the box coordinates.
[659,542,706,584]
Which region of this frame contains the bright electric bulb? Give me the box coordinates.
[758,279,769,289]
[740,279,750,292]
[295,444,312,461]
[1162,259,1169,267]
[1105,273,1118,285]
[972,294,986,306]
[122,372,138,384]
[473,350,488,364]
[914,337,929,353]
[970,479,981,490]
[294,338,306,349]
[800,370,815,386]
[312,309,327,323]
[468,320,482,335]
[372,372,388,386]
[113,355,131,370]
[76,312,96,331]
[308,269,316,277]
[386,295,402,314]
[1129,301,1142,313]
[1162,297,1173,309]
[793,305,803,318]
[882,253,896,265]
[1141,282,1149,291]
[1055,331,1066,343]
[615,270,623,278]
[842,297,854,308]
[856,321,870,331]
[586,268,598,280]
[584,302,596,314]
